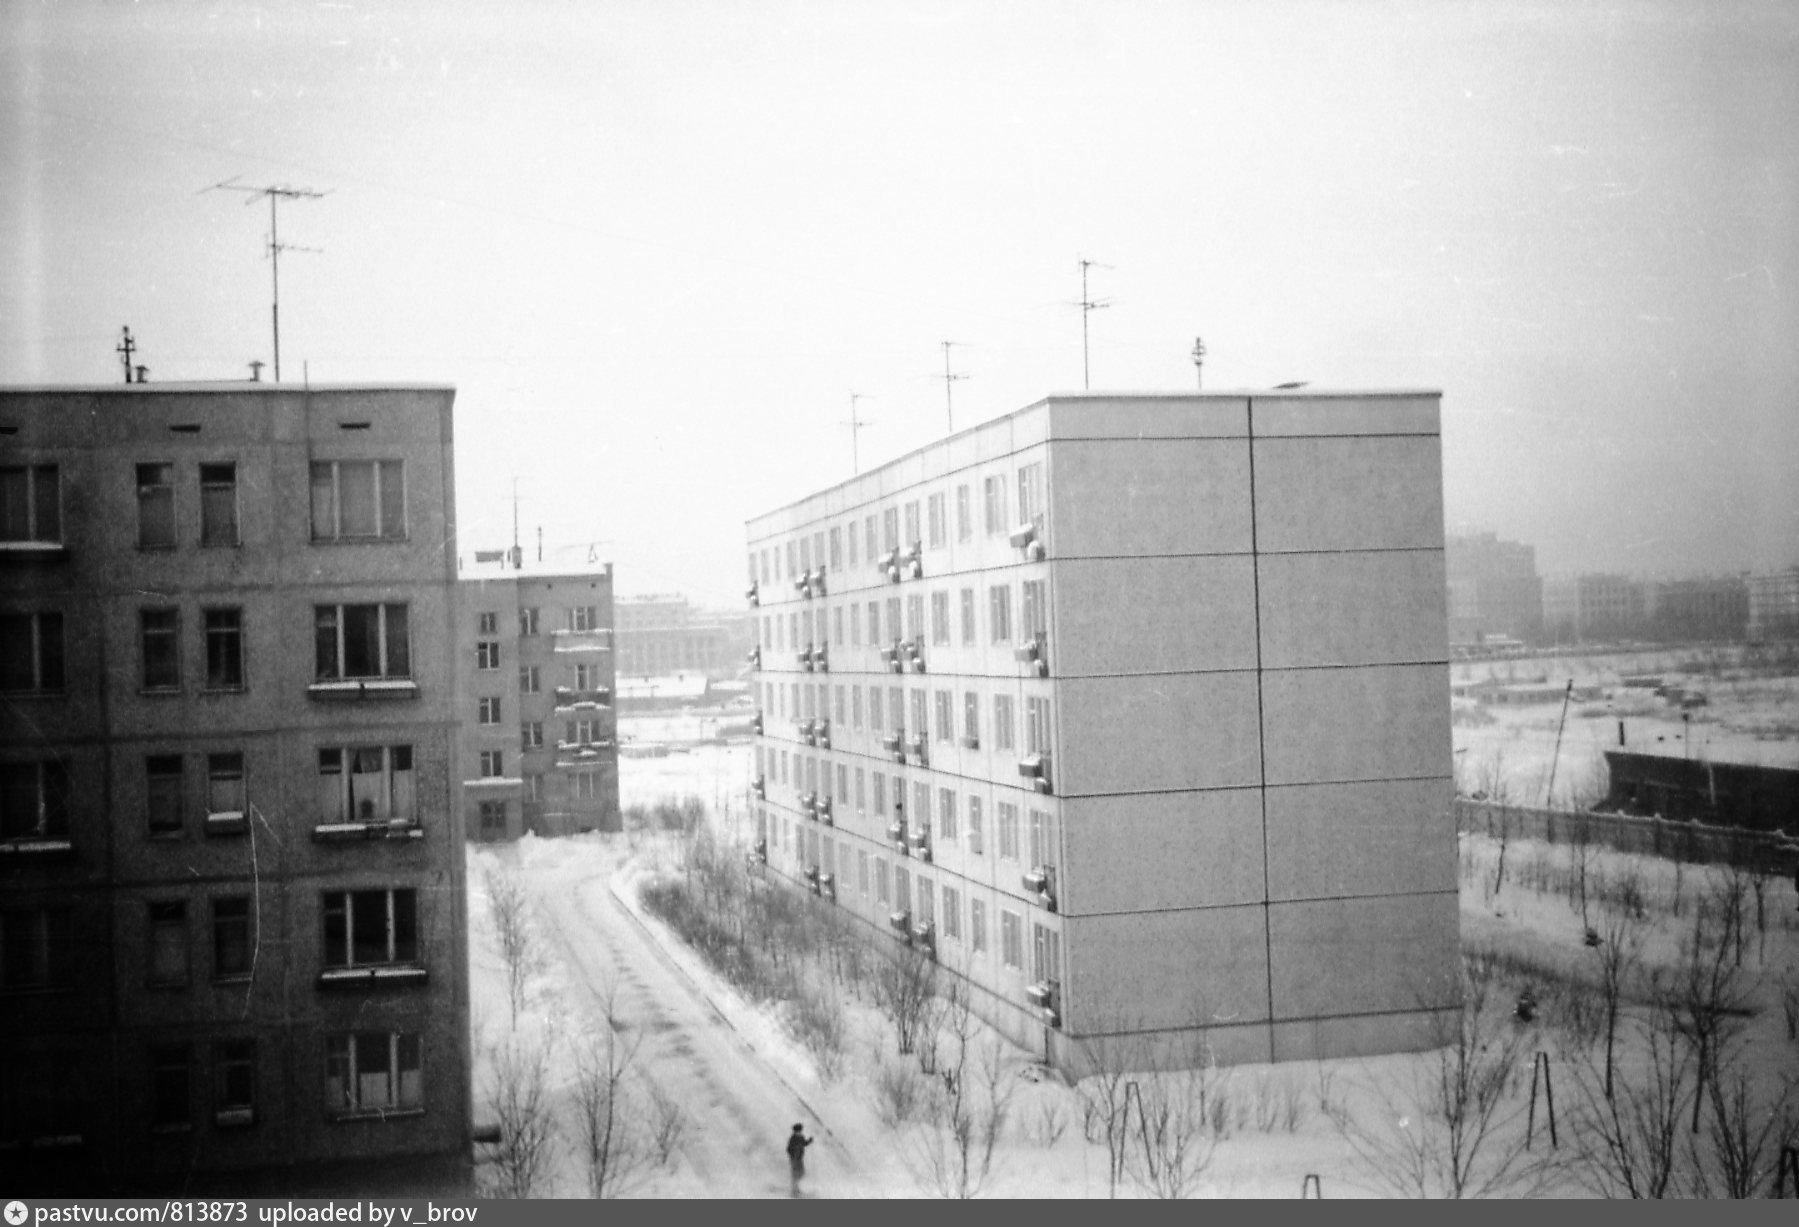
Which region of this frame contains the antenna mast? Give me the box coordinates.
[1076,256,1112,390]
[938,341,969,433]
[207,178,328,381]
[843,393,874,474]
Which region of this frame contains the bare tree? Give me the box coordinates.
[1332,966,1545,1198]
[647,1082,687,1167]
[873,944,938,1057]
[1569,982,1694,1198]
[1667,895,1750,1133]
[1591,908,1642,1098]
[570,988,651,1198]
[910,983,1013,1198]
[1125,1064,1216,1199]
[1686,1070,1799,1197]
[1074,1032,1138,1199]
[486,867,542,1029]
[485,1035,558,1199]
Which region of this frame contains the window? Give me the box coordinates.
[855,768,866,811]
[967,795,984,854]
[0,464,61,543]
[212,897,252,980]
[576,773,598,800]
[829,526,842,569]
[148,901,188,987]
[971,899,987,953]
[522,721,543,750]
[963,691,980,744]
[930,591,950,645]
[910,689,928,740]
[315,604,410,680]
[938,787,958,840]
[998,801,1020,860]
[994,695,1015,751]
[988,585,1011,643]
[889,687,905,732]
[309,460,405,540]
[478,801,506,838]
[846,523,858,568]
[323,889,418,968]
[934,690,953,742]
[851,686,863,729]
[959,589,975,645]
[833,606,844,647]
[875,858,890,906]
[895,866,912,913]
[850,603,861,646]
[325,1032,422,1116]
[524,774,544,801]
[914,782,932,836]
[147,755,184,835]
[1033,922,1062,984]
[1029,809,1058,869]
[137,463,176,548]
[956,484,972,542]
[318,746,414,824]
[477,612,499,636]
[903,501,921,547]
[872,772,886,816]
[927,493,946,548]
[0,760,69,841]
[943,886,961,940]
[215,1039,256,1124]
[204,608,244,690]
[518,608,539,636]
[857,849,869,896]
[867,684,881,732]
[905,594,924,642]
[983,475,1004,535]
[1023,581,1050,646]
[519,665,541,693]
[200,462,239,546]
[0,611,65,693]
[575,662,605,690]
[478,696,502,725]
[1026,696,1052,755]
[207,753,245,820]
[572,606,601,632]
[141,608,180,691]
[1001,910,1023,969]
[865,514,879,560]
[1017,461,1044,533]
[479,750,504,777]
[476,641,500,670]
[150,1045,190,1130]
[0,907,72,990]
[916,878,934,928]
[834,685,846,725]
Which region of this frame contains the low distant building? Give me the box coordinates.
[1543,573,1646,644]
[458,557,619,839]
[1600,750,1798,836]
[1747,566,1799,643]
[1643,575,1748,643]
[1445,531,1542,646]
[614,594,755,679]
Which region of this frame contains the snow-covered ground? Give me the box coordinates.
[465,737,1799,1198]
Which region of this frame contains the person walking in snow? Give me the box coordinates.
[786,1122,813,1196]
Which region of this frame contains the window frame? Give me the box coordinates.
[309,460,406,542]
[199,461,240,547]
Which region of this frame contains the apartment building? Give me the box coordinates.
[614,594,754,680]
[1747,566,1799,643]
[745,390,1458,1071]
[458,558,619,839]
[1445,530,1543,646]
[0,384,471,1194]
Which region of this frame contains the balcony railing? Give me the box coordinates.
[317,964,429,989]
[312,818,423,843]
[550,628,613,654]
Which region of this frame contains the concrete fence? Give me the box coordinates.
[1454,798,1799,873]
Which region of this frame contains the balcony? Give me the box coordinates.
[746,580,759,607]
[1023,866,1058,913]
[1018,753,1053,795]
[554,742,616,767]
[204,810,248,836]
[317,964,429,990]
[1026,979,1061,1027]
[1014,633,1049,677]
[312,818,423,843]
[464,775,525,794]
[0,538,69,565]
[888,910,912,942]
[552,687,613,713]
[550,628,613,655]
[0,836,74,859]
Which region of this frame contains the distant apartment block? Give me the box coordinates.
[1747,566,1799,643]
[1445,530,1542,646]
[614,594,754,680]
[1543,572,1648,644]
[744,390,1458,1071]
[0,384,472,1194]
[1643,575,1748,642]
[458,559,620,839]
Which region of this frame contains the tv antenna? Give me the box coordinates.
[1073,256,1112,390]
[206,178,329,382]
[841,392,875,473]
[937,341,969,433]
[1191,336,1207,390]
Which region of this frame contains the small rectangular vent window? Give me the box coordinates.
[170,424,202,434]
[338,422,371,431]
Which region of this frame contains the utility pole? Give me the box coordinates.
[1191,336,1206,390]
[116,326,137,383]
[938,341,968,433]
[843,392,874,473]
[207,178,328,381]
[510,477,524,568]
[1075,256,1112,390]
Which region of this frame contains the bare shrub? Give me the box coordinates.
[486,867,543,1029]
[570,989,650,1199]
[484,1035,558,1199]
[1020,1096,1069,1148]
[647,1082,687,1167]
[1568,983,1694,1198]
[1074,1033,1138,1198]
[1125,1068,1216,1198]
[909,984,1014,1198]
[789,987,846,1083]
[873,945,939,1057]
[1685,1070,1799,1197]
[875,1055,926,1128]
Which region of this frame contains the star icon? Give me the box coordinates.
[5,1201,29,1226]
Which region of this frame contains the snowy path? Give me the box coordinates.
[530,845,871,1198]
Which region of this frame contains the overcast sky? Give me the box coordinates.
[4,0,1795,602]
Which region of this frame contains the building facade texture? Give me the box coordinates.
[1445,530,1543,646]
[744,391,1459,1072]
[1748,567,1799,643]
[0,385,471,1193]
[614,594,754,680]
[458,562,620,839]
